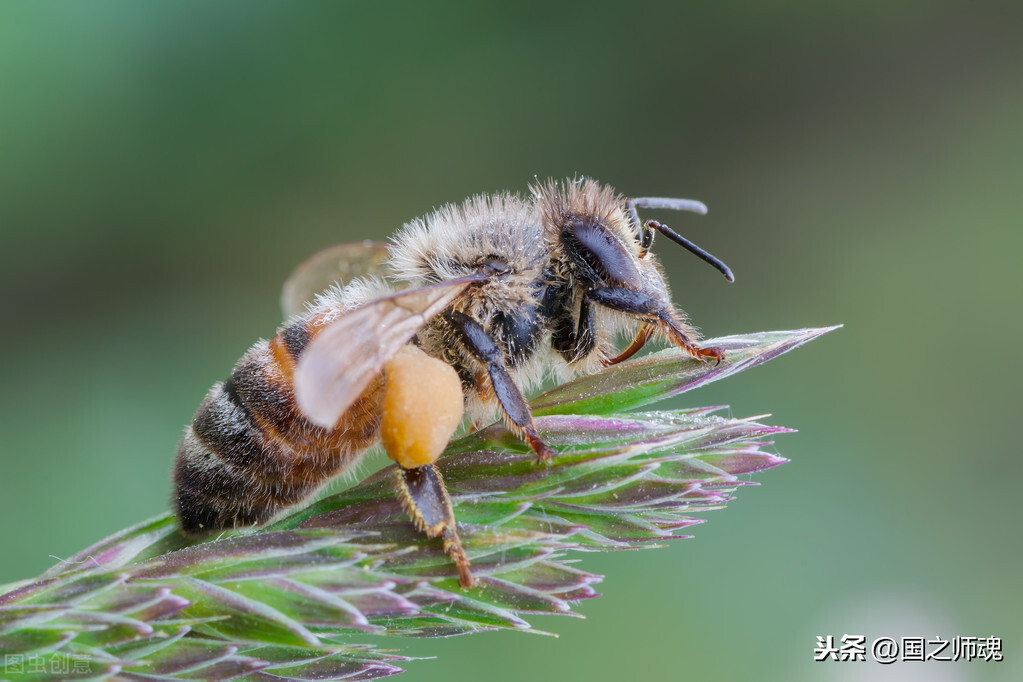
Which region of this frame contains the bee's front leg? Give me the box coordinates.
[603,323,654,366]
[584,287,724,365]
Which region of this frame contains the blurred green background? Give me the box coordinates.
[1,1,1020,680]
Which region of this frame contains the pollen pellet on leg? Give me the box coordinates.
[381,345,464,469]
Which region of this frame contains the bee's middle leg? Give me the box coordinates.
[443,310,554,462]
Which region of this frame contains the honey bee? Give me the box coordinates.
[172,178,733,588]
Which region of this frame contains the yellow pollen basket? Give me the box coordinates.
[381,344,465,469]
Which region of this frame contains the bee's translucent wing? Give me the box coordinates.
[295,275,486,428]
[281,241,393,319]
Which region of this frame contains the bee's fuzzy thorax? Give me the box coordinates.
[387,192,545,287]
[383,191,555,425]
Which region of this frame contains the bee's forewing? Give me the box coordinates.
[294,277,481,429]
[280,241,393,319]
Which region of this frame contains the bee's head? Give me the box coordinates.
[533,176,734,309]
[533,177,641,284]
[535,178,691,298]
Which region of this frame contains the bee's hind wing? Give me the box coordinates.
[281,241,393,319]
[294,275,486,429]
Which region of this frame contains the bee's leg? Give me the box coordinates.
[443,310,555,462]
[557,295,651,367]
[603,323,654,367]
[395,463,475,588]
[584,287,724,364]
[551,293,597,364]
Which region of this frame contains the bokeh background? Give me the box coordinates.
[1,2,1020,680]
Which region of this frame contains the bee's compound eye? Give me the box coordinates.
[381,345,465,469]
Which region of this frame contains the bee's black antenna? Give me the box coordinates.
[647,219,735,282]
[627,197,735,283]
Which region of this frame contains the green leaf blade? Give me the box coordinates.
[0,326,835,680]
[530,326,840,416]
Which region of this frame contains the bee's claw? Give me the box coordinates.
[528,436,555,464]
[693,345,724,365]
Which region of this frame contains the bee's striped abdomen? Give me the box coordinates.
[173,316,383,536]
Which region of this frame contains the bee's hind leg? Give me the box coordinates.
[395,464,475,588]
[442,310,555,463]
